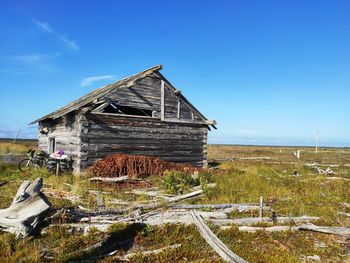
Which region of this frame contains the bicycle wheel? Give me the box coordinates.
[18,159,34,172]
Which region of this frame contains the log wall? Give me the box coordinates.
[79,113,208,169]
[38,111,82,173]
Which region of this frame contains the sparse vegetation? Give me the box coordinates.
[0,139,36,155]
[0,142,350,262]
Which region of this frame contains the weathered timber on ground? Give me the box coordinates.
[212,216,320,226]
[238,224,350,236]
[89,176,129,182]
[0,177,51,237]
[191,210,248,263]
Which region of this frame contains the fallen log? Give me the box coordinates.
[338,212,350,217]
[133,189,204,210]
[297,223,350,237]
[172,203,271,213]
[64,233,134,260]
[89,176,129,183]
[236,225,294,232]
[191,210,247,263]
[211,216,320,226]
[75,209,228,226]
[0,177,51,237]
[172,203,252,210]
[236,224,350,236]
[122,244,182,260]
[168,189,203,202]
[304,163,335,175]
[144,210,228,225]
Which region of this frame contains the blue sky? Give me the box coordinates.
[0,0,349,146]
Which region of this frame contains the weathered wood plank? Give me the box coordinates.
[191,210,248,263]
[161,79,165,121]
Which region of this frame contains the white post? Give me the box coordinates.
[259,196,263,219]
[296,150,300,159]
[315,130,319,154]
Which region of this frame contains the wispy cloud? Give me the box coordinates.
[33,20,79,51]
[0,68,28,75]
[58,35,79,50]
[11,53,60,64]
[81,75,116,87]
[33,20,53,33]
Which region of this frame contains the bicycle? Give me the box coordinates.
[18,149,48,172]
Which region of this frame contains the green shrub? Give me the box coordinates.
[162,170,198,194]
[162,170,214,194]
[198,171,213,193]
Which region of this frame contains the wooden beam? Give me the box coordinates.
[191,210,247,263]
[91,102,110,113]
[89,176,129,183]
[205,120,217,125]
[161,79,165,121]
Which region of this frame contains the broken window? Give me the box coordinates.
[101,103,153,117]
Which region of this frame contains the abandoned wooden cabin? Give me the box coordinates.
[30,65,216,173]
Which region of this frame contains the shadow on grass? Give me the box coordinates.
[67,223,146,262]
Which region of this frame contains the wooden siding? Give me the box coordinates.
[80,114,208,169]
[102,74,203,122]
[38,112,82,173]
[103,75,161,111]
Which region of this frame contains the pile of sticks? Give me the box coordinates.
[88,153,197,178]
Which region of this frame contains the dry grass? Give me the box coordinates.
[0,139,37,155]
[0,142,349,262]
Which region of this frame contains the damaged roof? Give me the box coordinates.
[30,65,213,126]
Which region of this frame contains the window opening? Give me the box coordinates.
[102,103,153,117]
[49,138,55,153]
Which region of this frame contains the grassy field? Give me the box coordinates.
[0,142,350,262]
[0,139,37,155]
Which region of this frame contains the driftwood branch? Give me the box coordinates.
[0,178,51,237]
[122,244,182,260]
[297,223,350,237]
[237,225,294,232]
[133,188,209,210]
[237,223,350,237]
[172,203,271,213]
[191,210,247,263]
[89,176,129,183]
[214,156,271,162]
[304,163,335,175]
[212,215,320,226]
